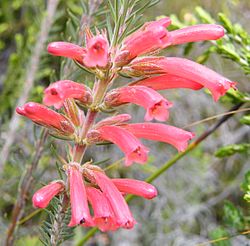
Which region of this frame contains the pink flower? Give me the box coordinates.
[159,57,237,101]
[122,123,194,152]
[119,17,171,61]
[68,164,93,227]
[128,57,237,101]
[83,34,109,68]
[97,125,149,166]
[168,24,224,46]
[131,74,203,91]
[43,80,92,109]
[94,114,132,129]
[91,170,136,229]
[112,179,158,199]
[104,86,172,121]
[16,102,74,135]
[86,187,118,231]
[32,181,65,208]
[47,42,86,63]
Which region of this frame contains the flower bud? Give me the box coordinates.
[16,102,75,135]
[32,181,65,208]
[63,99,84,127]
[119,17,171,62]
[47,41,86,63]
[94,114,132,129]
[112,179,158,199]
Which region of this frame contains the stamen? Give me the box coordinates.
[80,218,85,224]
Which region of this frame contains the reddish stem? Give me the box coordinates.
[72,76,112,163]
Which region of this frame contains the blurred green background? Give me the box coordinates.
[0,0,249,245]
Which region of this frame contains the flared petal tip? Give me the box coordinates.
[125,146,149,166]
[212,80,238,101]
[68,216,94,227]
[189,132,196,139]
[122,219,137,229]
[175,132,195,152]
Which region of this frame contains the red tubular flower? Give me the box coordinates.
[104,86,172,121]
[32,181,65,208]
[122,123,194,152]
[83,34,109,68]
[131,74,203,91]
[119,17,171,61]
[97,125,149,166]
[86,187,118,232]
[91,170,136,229]
[68,164,93,227]
[16,102,74,135]
[94,114,132,129]
[43,80,92,109]
[112,179,157,199]
[158,57,237,101]
[168,24,224,46]
[47,42,86,63]
[128,57,237,101]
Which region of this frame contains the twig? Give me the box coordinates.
[0,0,59,169]
[76,102,245,246]
[5,129,48,246]
[196,230,250,246]
[183,107,250,129]
[50,195,69,246]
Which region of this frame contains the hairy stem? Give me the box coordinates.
[73,110,98,163]
[73,75,113,163]
[50,195,69,246]
[76,102,244,245]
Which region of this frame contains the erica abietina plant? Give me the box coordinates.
[16,13,237,233]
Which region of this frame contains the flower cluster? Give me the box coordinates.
[32,163,157,231]
[17,17,236,231]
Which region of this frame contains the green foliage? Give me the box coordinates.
[241,171,250,202]
[223,201,245,231]
[107,0,159,45]
[240,115,250,125]
[16,236,43,246]
[0,0,47,120]
[209,227,231,246]
[40,196,74,246]
[215,144,250,158]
